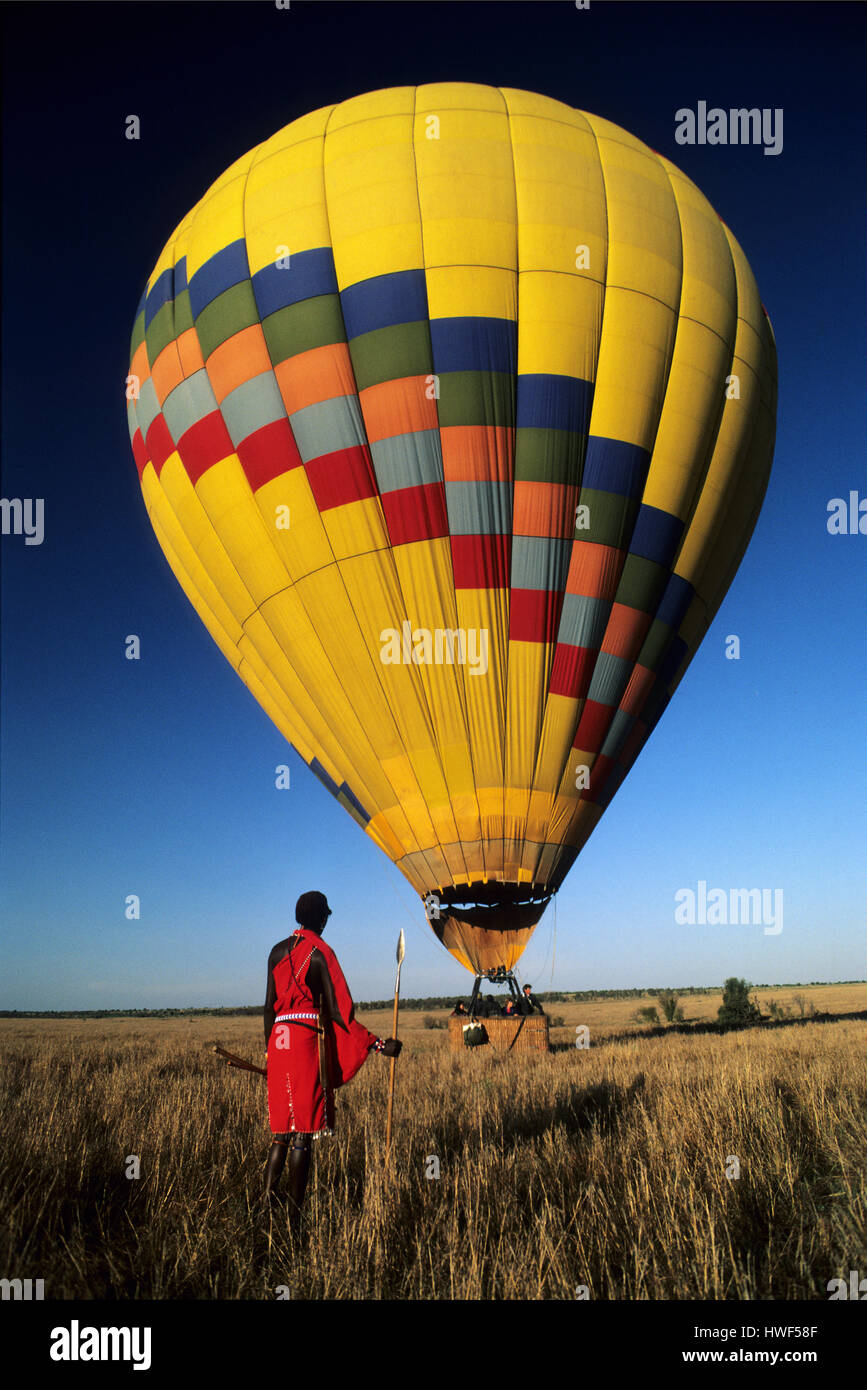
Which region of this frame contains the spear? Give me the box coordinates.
[211,1044,266,1077]
[385,928,406,1161]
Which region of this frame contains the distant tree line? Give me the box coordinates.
[1,980,861,1020]
[0,1006,262,1019]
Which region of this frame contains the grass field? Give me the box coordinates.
[1,982,865,1300]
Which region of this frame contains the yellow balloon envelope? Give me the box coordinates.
[128,84,777,975]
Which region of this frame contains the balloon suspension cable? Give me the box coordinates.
[520,886,558,986]
[384,874,445,960]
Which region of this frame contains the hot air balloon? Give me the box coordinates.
[127,84,777,984]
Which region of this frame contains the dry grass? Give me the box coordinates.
[1,983,865,1300]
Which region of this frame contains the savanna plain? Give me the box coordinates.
[1,983,865,1300]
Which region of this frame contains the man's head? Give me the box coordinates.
[523,984,532,995]
[295,891,332,934]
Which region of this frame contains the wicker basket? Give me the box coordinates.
[448,1013,549,1054]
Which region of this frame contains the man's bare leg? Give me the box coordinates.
[286,1134,312,1228]
[264,1135,289,1203]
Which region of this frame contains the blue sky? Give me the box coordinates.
[1,2,864,1009]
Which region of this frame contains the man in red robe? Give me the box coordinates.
[263,891,401,1222]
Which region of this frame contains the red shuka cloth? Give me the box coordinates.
[266,928,376,1134]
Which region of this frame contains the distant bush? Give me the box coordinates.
[657,990,685,1023]
[718,978,762,1027]
[548,1015,565,1029]
[635,1006,659,1025]
[422,1015,445,1030]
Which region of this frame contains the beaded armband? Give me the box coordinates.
[371,1037,387,1053]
